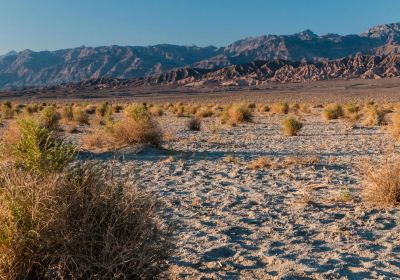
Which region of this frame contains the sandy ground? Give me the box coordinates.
[80,111,400,279]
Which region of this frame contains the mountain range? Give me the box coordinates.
[1,22,400,90]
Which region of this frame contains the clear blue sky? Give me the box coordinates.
[1,0,399,54]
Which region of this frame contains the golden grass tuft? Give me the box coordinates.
[363,105,388,126]
[390,112,400,140]
[220,103,252,126]
[363,159,400,207]
[248,157,272,170]
[282,116,303,136]
[323,103,343,121]
[271,103,289,114]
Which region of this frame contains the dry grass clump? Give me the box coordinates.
[248,157,273,170]
[220,103,252,126]
[256,104,270,113]
[81,128,113,150]
[390,112,400,140]
[73,106,90,125]
[149,105,164,117]
[124,103,148,120]
[1,117,75,174]
[1,101,14,119]
[195,106,213,118]
[85,104,97,114]
[363,159,400,207]
[60,105,74,122]
[323,103,344,120]
[24,104,39,115]
[271,103,289,114]
[96,102,109,117]
[282,116,303,136]
[40,105,60,130]
[363,104,388,126]
[0,162,172,279]
[187,117,201,131]
[299,104,311,114]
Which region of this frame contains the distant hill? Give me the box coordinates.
[1,22,400,90]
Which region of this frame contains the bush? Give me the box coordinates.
[391,113,400,140]
[96,102,109,117]
[195,106,213,118]
[220,103,252,125]
[282,116,303,136]
[187,117,201,131]
[363,105,387,126]
[124,103,149,121]
[1,117,75,174]
[73,107,90,125]
[323,103,343,120]
[24,104,39,115]
[149,105,164,117]
[40,105,60,130]
[271,103,289,114]
[1,101,14,119]
[60,105,74,122]
[0,163,172,279]
[363,160,400,207]
[110,116,162,147]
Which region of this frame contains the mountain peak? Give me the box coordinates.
[361,22,400,42]
[294,29,319,40]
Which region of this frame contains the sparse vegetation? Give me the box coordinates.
[187,117,201,131]
[363,104,388,126]
[323,103,343,120]
[282,116,303,136]
[1,117,75,174]
[40,105,60,130]
[0,162,172,279]
[73,106,90,125]
[363,159,400,207]
[271,103,289,114]
[220,103,252,125]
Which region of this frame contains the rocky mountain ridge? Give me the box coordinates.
[1,22,400,90]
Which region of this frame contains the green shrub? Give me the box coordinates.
[40,106,60,130]
[3,117,75,174]
[124,103,149,121]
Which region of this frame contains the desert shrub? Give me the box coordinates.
[256,104,270,113]
[81,128,113,150]
[24,104,39,115]
[195,106,213,118]
[220,103,252,125]
[85,104,97,114]
[1,117,75,174]
[363,160,400,207]
[112,104,124,113]
[323,103,343,120]
[391,113,400,140]
[248,157,271,170]
[0,162,172,279]
[187,117,201,131]
[1,101,14,119]
[363,105,387,126]
[344,103,359,114]
[61,105,74,122]
[290,104,300,113]
[124,103,149,120]
[271,103,289,114]
[73,107,90,125]
[110,116,162,147]
[40,105,60,130]
[96,102,109,117]
[149,105,164,117]
[282,116,303,136]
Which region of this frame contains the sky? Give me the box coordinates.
[0,0,400,54]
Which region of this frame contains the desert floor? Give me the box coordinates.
[80,110,400,279]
